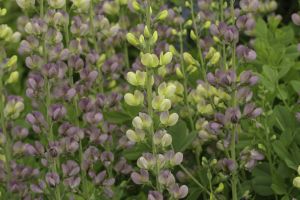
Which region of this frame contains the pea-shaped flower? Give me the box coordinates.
[126,129,146,143]
[159,52,173,66]
[160,112,179,127]
[132,113,152,130]
[124,90,144,106]
[141,53,159,68]
[4,96,24,119]
[153,130,172,147]
[126,70,147,87]
[152,96,171,112]
[137,153,155,170]
[158,82,176,99]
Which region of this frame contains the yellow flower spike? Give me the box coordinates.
[141,53,159,68]
[6,71,19,84]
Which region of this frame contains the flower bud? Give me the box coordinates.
[183,52,197,65]
[190,30,197,41]
[160,52,173,66]
[48,0,66,9]
[152,96,171,112]
[160,112,179,126]
[132,0,141,12]
[141,53,159,68]
[5,55,18,69]
[144,26,151,38]
[6,71,19,84]
[132,113,152,130]
[149,31,158,45]
[124,90,144,106]
[126,33,140,47]
[156,10,168,21]
[210,52,221,65]
[215,183,224,193]
[126,129,146,143]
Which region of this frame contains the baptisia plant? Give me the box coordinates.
[125,0,188,199]
[0,4,24,199]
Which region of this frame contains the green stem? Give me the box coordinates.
[145,0,161,192]
[0,76,12,198]
[179,22,194,131]
[179,164,211,196]
[229,0,238,199]
[189,0,206,80]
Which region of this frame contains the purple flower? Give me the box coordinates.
[131,169,149,185]
[45,172,60,187]
[48,104,67,121]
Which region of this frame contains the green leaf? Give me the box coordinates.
[168,120,197,151]
[123,144,150,160]
[290,80,300,93]
[103,110,131,124]
[251,163,273,196]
